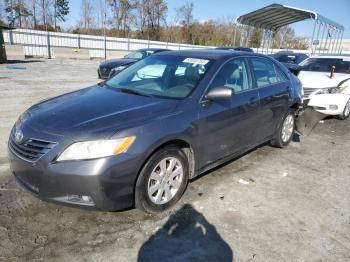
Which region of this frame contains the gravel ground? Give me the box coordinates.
[0,59,349,262]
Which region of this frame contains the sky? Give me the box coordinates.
[65,0,350,38]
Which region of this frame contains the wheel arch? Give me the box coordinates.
[133,138,196,206]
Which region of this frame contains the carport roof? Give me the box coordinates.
[236,3,344,31]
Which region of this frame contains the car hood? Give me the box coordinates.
[299,71,350,89]
[99,58,138,69]
[25,86,179,138]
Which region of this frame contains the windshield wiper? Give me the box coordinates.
[118,87,153,97]
[97,80,106,87]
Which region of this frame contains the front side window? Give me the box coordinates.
[209,58,251,93]
[251,58,287,88]
[106,55,213,99]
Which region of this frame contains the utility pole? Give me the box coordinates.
[41,0,46,28]
[54,0,57,29]
[103,0,107,59]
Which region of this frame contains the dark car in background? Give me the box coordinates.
[9,50,302,213]
[270,51,308,76]
[216,46,254,52]
[98,48,170,79]
[270,51,308,64]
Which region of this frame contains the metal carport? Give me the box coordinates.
[235,3,345,54]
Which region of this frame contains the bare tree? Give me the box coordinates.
[30,0,37,28]
[80,0,93,29]
[108,0,121,31]
[54,0,69,28]
[39,0,54,28]
[107,0,136,37]
[5,0,32,27]
[96,0,107,29]
[176,1,194,43]
[135,0,167,40]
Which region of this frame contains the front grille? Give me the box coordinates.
[9,134,56,162]
[98,67,111,79]
[303,87,317,98]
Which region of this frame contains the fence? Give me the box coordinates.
[3,28,213,59]
[4,28,348,59]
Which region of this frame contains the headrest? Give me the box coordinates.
[184,66,200,81]
[220,63,238,78]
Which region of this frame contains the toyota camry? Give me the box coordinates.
[8,50,302,213]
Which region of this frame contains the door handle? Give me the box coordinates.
[286,86,291,92]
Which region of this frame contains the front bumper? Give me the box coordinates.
[8,127,141,211]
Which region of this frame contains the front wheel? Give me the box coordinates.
[271,110,295,148]
[135,146,189,213]
[338,99,350,120]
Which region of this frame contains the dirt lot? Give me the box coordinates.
[0,59,349,262]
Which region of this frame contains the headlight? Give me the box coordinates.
[318,88,329,94]
[328,87,338,93]
[15,111,30,128]
[56,136,136,161]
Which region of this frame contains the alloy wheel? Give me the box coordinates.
[147,157,183,205]
[281,114,294,143]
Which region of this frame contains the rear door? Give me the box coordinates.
[249,57,291,141]
[196,57,260,167]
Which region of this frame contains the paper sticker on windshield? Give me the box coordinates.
[183,58,209,65]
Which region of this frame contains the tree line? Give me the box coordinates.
[0,0,309,49]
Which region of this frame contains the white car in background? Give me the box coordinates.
[298,56,350,119]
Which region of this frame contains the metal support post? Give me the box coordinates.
[318,23,326,54]
[310,19,317,52]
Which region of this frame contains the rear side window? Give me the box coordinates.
[250,58,287,88]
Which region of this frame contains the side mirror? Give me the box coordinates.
[283,63,301,76]
[205,86,233,101]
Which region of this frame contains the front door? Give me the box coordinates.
[196,58,260,168]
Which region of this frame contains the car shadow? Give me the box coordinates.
[137,204,234,262]
[3,59,45,64]
[292,132,300,142]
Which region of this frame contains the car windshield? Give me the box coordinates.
[124,50,154,59]
[106,55,213,99]
[300,58,350,74]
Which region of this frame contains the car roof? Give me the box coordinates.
[274,51,307,56]
[216,46,253,51]
[137,48,170,52]
[155,49,263,60]
[309,55,350,59]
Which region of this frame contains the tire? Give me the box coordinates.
[270,109,295,148]
[338,99,350,120]
[135,146,189,213]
